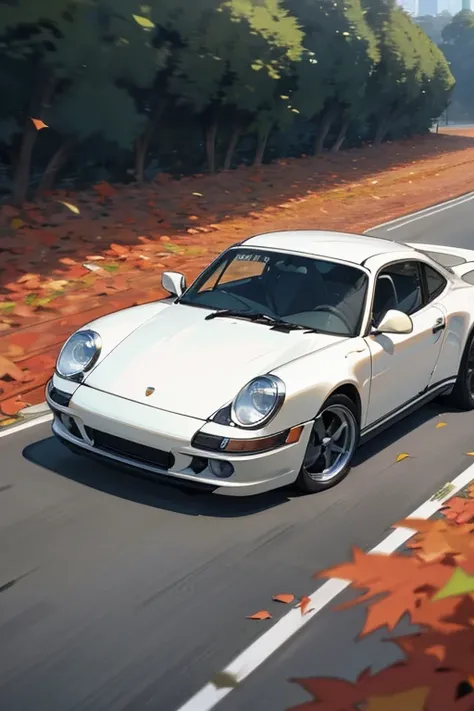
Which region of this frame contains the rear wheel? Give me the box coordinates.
[296,393,359,494]
[446,330,474,411]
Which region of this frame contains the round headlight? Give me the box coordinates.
[56,329,102,379]
[231,376,285,428]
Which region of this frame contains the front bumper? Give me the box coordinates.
[46,378,311,496]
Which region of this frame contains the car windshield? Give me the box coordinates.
[179,248,368,337]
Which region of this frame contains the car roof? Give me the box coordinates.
[241,230,413,265]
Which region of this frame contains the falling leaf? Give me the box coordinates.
[396,453,409,463]
[192,192,203,197]
[365,687,429,711]
[132,14,155,29]
[272,593,295,604]
[58,200,80,215]
[440,496,474,524]
[211,671,240,689]
[436,421,447,429]
[466,452,474,457]
[30,118,48,130]
[11,217,25,229]
[298,596,313,616]
[247,610,272,620]
[397,517,474,563]
[433,567,474,601]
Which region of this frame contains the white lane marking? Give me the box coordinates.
[176,463,474,711]
[0,412,52,440]
[368,191,474,233]
[385,193,474,233]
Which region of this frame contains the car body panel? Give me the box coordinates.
[83,303,345,420]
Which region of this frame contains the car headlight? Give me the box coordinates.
[56,329,102,379]
[231,375,285,428]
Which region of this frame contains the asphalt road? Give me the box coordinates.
[1,193,474,711]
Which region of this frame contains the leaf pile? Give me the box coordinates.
[288,488,474,710]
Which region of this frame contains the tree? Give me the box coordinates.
[441,10,474,121]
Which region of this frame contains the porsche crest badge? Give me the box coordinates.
[145,386,155,397]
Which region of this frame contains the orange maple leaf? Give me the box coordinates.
[318,547,455,635]
[395,518,474,563]
[441,497,474,525]
[272,593,295,604]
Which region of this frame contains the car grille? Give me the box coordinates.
[86,429,175,470]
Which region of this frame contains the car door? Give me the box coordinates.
[365,259,446,427]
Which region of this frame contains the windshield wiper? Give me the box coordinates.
[205,309,319,333]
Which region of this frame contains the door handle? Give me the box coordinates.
[432,317,446,334]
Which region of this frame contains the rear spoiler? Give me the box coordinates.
[407,242,474,280]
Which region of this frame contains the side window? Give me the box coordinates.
[423,264,447,303]
[373,261,423,322]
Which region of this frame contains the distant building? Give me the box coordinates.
[462,0,471,9]
[419,0,438,13]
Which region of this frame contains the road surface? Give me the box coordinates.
[1,192,474,711]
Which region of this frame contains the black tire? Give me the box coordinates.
[296,392,360,494]
[446,330,474,411]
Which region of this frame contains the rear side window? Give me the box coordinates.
[423,264,447,303]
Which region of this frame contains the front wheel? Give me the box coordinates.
[446,330,474,411]
[296,393,360,494]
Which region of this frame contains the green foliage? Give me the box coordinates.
[0,0,455,200]
[440,10,474,120]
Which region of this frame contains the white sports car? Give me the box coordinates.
[47,230,474,496]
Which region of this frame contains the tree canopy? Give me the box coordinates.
[0,0,454,203]
[440,10,474,122]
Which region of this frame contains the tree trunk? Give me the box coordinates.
[37,139,73,196]
[223,125,241,170]
[331,117,350,153]
[254,126,271,167]
[12,68,54,205]
[134,103,166,183]
[313,105,338,156]
[373,109,396,146]
[205,118,218,173]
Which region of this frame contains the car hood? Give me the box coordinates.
[83,303,344,419]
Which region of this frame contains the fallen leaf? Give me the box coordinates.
[298,596,313,616]
[246,610,272,620]
[466,452,474,457]
[365,687,429,711]
[11,217,25,229]
[396,453,409,463]
[433,567,474,601]
[211,671,239,689]
[398,517,474,563]
[0,418,18,427]
[132,14,155,29]
[192,192,203,197]
[30,118,48,130]
[272,593,295,604]
[436,421,447,429]
[0,356,26,382]
[58,201,80,215]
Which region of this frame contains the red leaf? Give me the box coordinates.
[298,596,313,616]
[30,118,48,130]
[273,593,295,604]
[247,610,272,620]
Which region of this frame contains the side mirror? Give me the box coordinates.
[373,309,413,335]
[162,271,186,297]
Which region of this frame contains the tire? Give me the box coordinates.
[296,392,360,494]
[446,330,474,411]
